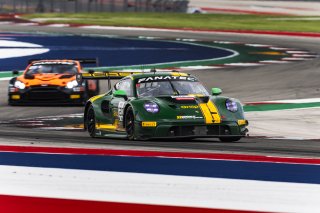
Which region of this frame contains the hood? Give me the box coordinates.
[17,73,75,87]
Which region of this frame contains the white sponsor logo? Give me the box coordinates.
[138,76,196,83]
[177,115,203,120]
[118,101,125,121]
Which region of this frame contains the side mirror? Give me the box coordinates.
[114,90,128,100]
[12,70,19,76]
[211,88,222,96]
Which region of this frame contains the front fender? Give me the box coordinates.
[211,96,246,121]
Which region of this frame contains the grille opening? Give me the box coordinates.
[168,125,230,137]
[27,87,68,101]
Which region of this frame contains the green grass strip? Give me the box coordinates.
[244,102,320,112]
[0,71,23,78]
[24,13,320,33]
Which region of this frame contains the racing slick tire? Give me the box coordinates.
[125,106,135,140]
[86,105,97,138]
[219,136,241,142]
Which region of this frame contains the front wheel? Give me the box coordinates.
[86,105,96,137]
[219,137,241,142]
[125,106,135,140]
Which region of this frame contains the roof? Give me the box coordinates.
[31,60,77,66]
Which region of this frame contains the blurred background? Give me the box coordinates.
[1,0,320,15]
[0,0,189,13]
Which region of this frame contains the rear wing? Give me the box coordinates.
[74,58,99,66]
[77,71,141,80]
[28,58,99,66]
[76,70,143,90]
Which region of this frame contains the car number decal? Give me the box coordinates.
[118,101,125,121]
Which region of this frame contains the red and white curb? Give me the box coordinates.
[0,145,319,213]
[245,98,320,105]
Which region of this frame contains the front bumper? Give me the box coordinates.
[8,86,86,105]
[135,120,248,140]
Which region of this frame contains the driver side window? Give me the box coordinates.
[115,79,133,97]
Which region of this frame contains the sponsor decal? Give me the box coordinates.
[9,87,18,93]
[141,121,157,127]
[177,115,203,120]
[237,120,247,126]
[138,76,197,83]
[70,95,80,99]
[11,95,20,100]
[180,105,199,109]
[118,101,125,121]
[171,95,195,101]
[82,72,139,78]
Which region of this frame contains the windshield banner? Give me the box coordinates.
[137,76,197,83]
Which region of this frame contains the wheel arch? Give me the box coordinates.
[9,77,17,85]
[122,103,134,128]
[83,101,92,130]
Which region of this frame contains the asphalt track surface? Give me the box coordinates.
[0,33,233,71]
[0,24,319,158]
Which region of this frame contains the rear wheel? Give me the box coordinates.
[86,105,96,137]
[125,106,135,140]
[219,137,241,142]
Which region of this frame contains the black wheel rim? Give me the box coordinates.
[87,108,95,136]
[125,111,134,137]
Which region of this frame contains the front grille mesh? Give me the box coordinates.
[168,125,230,137]
[27,87,67,101]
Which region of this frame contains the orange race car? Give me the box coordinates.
[8,59,99,105]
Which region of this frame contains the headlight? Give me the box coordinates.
[14,81,26,89]
[144,102,159,113]
[226,99,238,112]
[66,80,78,89]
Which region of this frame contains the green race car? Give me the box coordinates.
[79,70,248,141]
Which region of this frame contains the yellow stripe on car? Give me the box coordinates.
[171,72,188,77]
[199,100,221,124]
[207,100,221,123]
[96,119,119,130]
[89,94,104,103]
[199,103,213,124]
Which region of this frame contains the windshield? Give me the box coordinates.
[136,80,209,97]
[26,64,78,75]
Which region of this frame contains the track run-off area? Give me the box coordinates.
[0,20,319,213]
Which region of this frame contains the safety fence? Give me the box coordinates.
[0,0,189,13]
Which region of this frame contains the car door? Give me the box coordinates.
[110,78,133,130]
